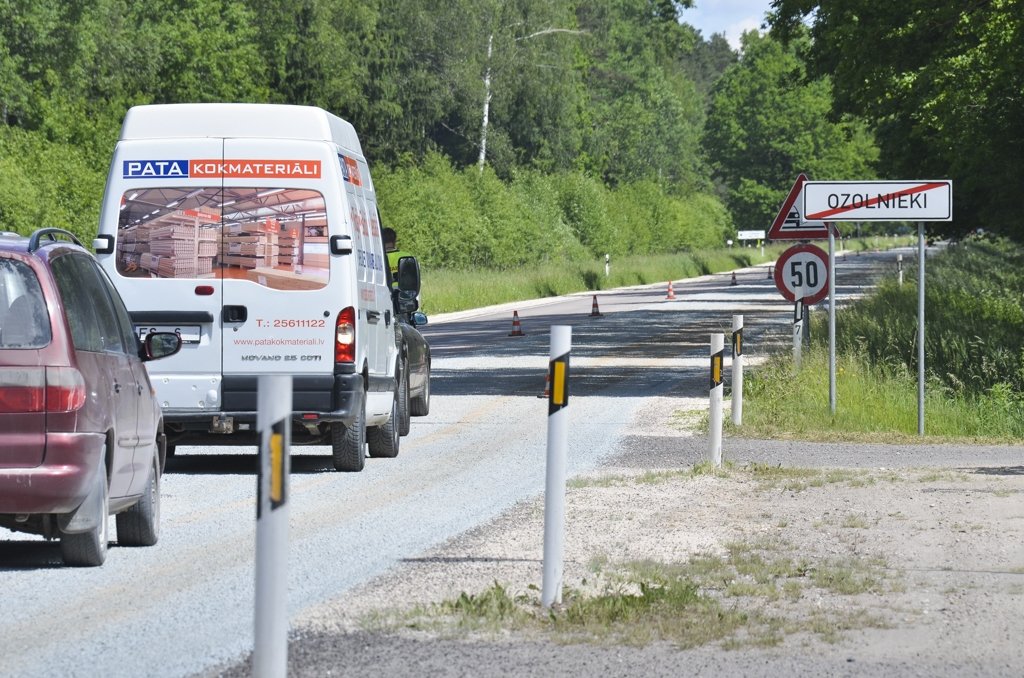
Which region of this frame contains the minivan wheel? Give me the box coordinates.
[368,388,400,458]
[410,367,430,417]
[60,462,109,567]
[332,397,365,472]
[116,457,161,547]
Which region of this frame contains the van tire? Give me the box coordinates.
[410,370,430,417]
[60,460,109,567]
[116,457,161,547]
[332,399,365,472]
[368,388,400,458]
[398,361,411,436]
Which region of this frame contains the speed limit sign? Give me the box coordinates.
[774,244,829,304]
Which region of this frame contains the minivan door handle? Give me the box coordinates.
[366,310,381,324]
[223,305,248,323]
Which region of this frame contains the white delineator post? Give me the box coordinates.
[731,315,743,426]
[255,375,292,678]
[542,325,571,609]
[709,333,725,466]
[897,253,904,287]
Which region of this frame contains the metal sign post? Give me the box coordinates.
[918,224,926,436]
[542,326,571,609]
[255,375,292,678]
[793,289,804,370]
[828,228,837,415]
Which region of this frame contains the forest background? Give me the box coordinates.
[0,0,1020,272]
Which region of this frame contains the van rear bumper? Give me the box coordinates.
[163,374,365,435]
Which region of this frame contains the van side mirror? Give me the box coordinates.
[397,256,420,294]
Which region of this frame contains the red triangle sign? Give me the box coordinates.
[767,174,832,240]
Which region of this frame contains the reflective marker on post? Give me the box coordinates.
[731,315,743,426]
[542,326,571,609]
[255,375,292,678]
[709,333,724,466]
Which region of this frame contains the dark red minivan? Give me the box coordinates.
[0,228,180,566]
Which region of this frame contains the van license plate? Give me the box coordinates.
[136,325,201,345]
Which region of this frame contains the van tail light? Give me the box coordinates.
[335,306,356,364]
[0,367,82,413]
[46,367,87,412]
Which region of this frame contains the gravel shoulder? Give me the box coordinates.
[206,397,1024,678]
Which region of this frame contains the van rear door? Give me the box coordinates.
[111,139,225,415]
[217,139,339,407]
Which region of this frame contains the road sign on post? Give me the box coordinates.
[803,180,952,222]
[767,173,832,240]
[774,244,830,305]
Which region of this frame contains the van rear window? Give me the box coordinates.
[116,187,329,290]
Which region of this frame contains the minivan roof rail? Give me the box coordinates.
[28,228,83,253]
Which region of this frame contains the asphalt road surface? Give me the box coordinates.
[0,247,904,678]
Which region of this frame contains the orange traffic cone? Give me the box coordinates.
[537,371,550,398]
[589,295,604,317]
[730,271,738,286]
[666,281,676,300]
[508,310,525,337]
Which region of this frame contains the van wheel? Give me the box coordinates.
[60,460,109,567]
[398,361,411,437]
[410,368,430,417]
[368,388,400,458]
[116,457,161,547]
[332,398,365,472]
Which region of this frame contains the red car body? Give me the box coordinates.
[0,229,180,566]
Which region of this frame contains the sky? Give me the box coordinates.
[678,0,775,50]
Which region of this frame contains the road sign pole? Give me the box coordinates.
[255,375,292,678]
[917,223,926,436]
[828,229,836,415]
[542,325,571,609]
[793,287,804,370]
[731,316,743,427]
[709,333,724,466]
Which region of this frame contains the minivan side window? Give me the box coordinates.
[51,254,126,354]
[0,257,51,349]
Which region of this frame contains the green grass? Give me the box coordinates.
[735,348,1024,442]
[422,237,914,314]
[421,245,786,314]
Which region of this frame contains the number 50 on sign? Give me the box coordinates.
[774,244,829,304]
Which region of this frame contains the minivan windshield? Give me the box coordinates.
[0,258,51,349]
[116,187,329,290]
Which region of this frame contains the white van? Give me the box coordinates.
[94,103,414,472]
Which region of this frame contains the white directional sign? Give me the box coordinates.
[803,180,952,222]
[736,230,766,240]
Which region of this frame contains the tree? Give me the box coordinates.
[769,0,1024,239]
[703,30,877,231]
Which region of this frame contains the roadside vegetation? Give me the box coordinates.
[363,536,894,648]
[422,236,907,314]
[738,236,1024,442]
